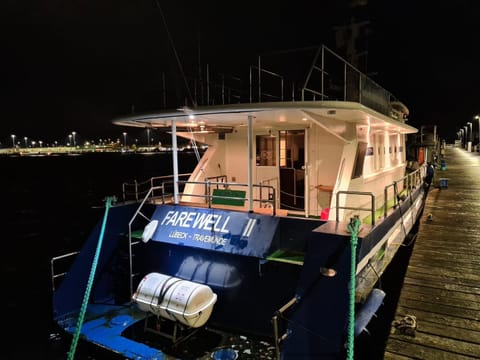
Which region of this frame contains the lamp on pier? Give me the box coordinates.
[475,115,480,148]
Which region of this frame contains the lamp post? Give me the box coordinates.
[475,115,480,148]
[24,136,28,148]
[11,134,16,148]
[123,132,127,147]
[466,122,473,151]
[68,134,72,146]
[72,131,76,147]
[147,128,150,146]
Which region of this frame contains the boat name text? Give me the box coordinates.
[161,210,230,233]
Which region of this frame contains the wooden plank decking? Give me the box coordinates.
[384,145,480,359]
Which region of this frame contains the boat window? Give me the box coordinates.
[256,134,276,166]
[352,142,367,179]
[279,130,304,169]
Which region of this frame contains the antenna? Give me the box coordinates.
[154,0,197,107]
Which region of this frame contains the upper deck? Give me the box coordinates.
[113,45,410,129]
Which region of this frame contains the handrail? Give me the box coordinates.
[383,182,399,218]
[122,173,192,202]
[383,166,425,217]
[50,251,80,292]
[127,185,165,295]
[205,175,228,183]
[272,296,299,360]
[177,180,277,213]
[337,166,426,225]
[300,45,401,117]
[336,191,376,225]
[170,44,406,120]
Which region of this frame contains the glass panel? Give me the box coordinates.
[256,134,276,166]
[352,142,367,179]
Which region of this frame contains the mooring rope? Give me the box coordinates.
[67,196,113,360]
[347,215,361,360]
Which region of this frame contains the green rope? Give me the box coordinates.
[67,196,113,360]
[346,215,361,360]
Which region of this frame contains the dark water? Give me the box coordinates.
[1,152,417,360]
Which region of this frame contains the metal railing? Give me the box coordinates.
[272,296,298,360]
[50,251,80,292]
[383,167,421,217]
[336,165,426,225]
[122,173,192,202]
[173,45,405,122]
[336,191,376,225]
[177,180,276,211]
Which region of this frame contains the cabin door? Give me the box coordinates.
[279,130,305,211]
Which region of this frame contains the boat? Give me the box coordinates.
[50,45,428,359]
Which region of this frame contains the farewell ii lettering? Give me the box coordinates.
[160,210,230,233]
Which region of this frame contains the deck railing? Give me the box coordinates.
[272,296,298,360]
[176,179,276,212]
[121,173,192,202]
[50,251,80,292]
[336,165,426,225]
[336,191,376,225]
[156,45,405,122]
[383,166,425,217]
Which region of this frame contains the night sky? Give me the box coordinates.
[1,0,479,145]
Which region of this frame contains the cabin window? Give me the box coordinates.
[256,134,276,166]
[279,130,305,168]
[352,142,367,179]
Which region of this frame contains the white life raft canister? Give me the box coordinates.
[132,272,217,328]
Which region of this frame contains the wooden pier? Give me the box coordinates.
[384,145,480,359]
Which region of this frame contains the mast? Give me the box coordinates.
[172,119,179,204]
[247,115,254,212]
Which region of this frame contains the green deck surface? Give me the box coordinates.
[267,249,304,265]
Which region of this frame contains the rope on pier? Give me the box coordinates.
[392,314,417,337]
